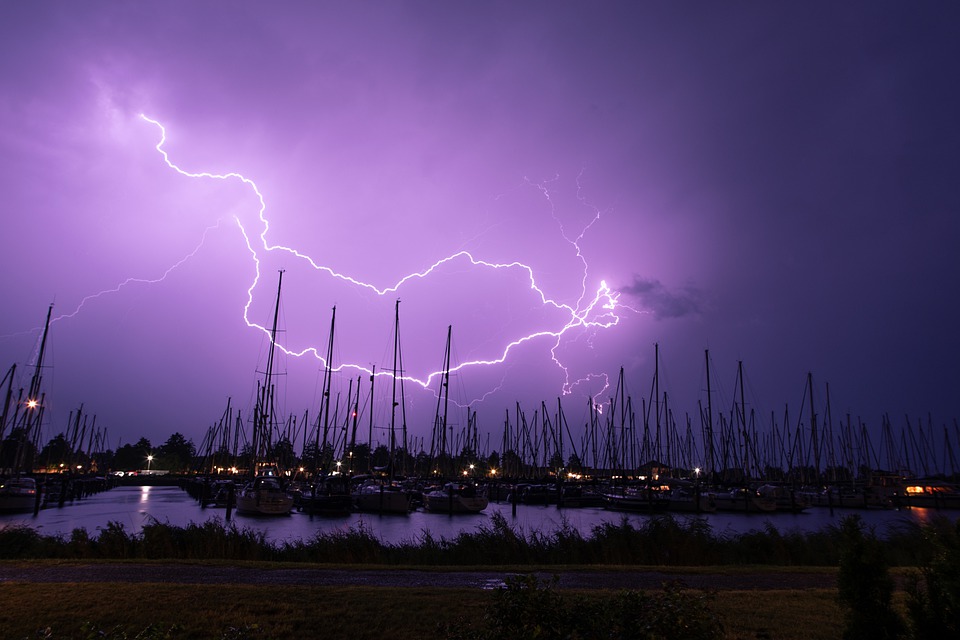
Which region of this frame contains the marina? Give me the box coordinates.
[1,481,955,545]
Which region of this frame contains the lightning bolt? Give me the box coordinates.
[5,114,624,416]
[52,221,225,323]
[140,113,624,406]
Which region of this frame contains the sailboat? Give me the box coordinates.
[422,481,489,514]
[299,306,353,515]
[421,325,488,515]
[235,271,294,517]
[0,305,52,513]
[352,300,413,515]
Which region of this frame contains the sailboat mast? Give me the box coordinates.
[254,270,283,476]
[317,305,336,472]
[14,305,53,473]
[367,364,376,473]
[654,343,661,466]
[705,350,715,477]
[0,363,16,443]
[348,375,361,474]
[440,325,452,469]
[390,299,400,480]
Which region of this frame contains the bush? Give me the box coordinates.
[0,524,45,558]
[444,574,723,640]
[837,515,905,640]
[905,518,960,639]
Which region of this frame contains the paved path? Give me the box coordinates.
[0,563,836,591]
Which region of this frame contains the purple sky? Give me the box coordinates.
[2,2,958,463]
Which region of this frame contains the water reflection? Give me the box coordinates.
[0,484,956,544]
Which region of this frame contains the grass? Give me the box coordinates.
[0,583,482,639]
[717,589,844,640]
[0,581,854,640]
[1,513,952,639]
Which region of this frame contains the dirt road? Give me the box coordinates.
[0,563,836,590]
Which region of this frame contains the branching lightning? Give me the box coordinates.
[52,221,225,323]
[18,113,625,412]
[145,114,627,405]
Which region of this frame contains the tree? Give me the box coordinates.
[157,432,196,472]
[837,515,905,640]
[113,438,152,471]
[501,449,522,477]
[548,451,564,472]
[37,434,73,470]
[345,442,370,475]
[268,437,296,471]
[371,444,390,469]
[0,427,35,472]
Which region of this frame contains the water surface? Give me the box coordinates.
[1,485,953,544]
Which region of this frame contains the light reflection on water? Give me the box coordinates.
[0,485,955,544]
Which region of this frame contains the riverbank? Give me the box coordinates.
[2,509,954,567]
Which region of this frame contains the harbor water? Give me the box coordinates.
[2,484,955,544]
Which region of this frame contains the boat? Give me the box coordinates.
[711,487,777,513]
[199,478,235,508]
[664,481,717,513]
[757,483,809,513]
[603,484,671,513]
[557,484,608,508]
[800,485,892,509]
[235,474,294,516]
[297,475,353,515]
[509,483,555,505]
[422,482,489,514]
[234,271,293,517]
[1,307,52,482]
[894,478,960,510]
[352,299,418,517]
[0,476,39,513]
[352,477,413,514]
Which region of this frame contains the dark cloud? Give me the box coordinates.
[621,277,703,320]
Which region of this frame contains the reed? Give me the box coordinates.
[0,512,956,567]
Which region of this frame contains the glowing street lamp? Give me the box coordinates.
[147,455,154,472]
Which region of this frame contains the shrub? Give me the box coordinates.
[905,518,960,639]
[837,515,905,640]
[444,574,723,640]
[0,524,45,558]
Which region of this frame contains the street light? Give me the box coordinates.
[147,455,154,472]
